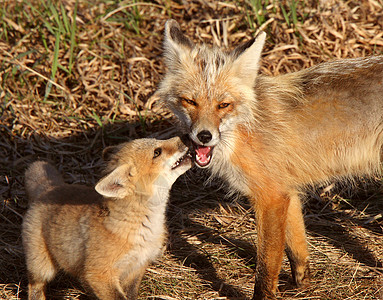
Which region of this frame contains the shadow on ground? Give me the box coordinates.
[1,125,383,299]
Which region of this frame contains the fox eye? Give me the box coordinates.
[218,102,231,109]
[153,148,162,158]
[181,97,197,106]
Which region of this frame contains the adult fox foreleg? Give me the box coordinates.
[285,191,310,288]
[252,191,290,300]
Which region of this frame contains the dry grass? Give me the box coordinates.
[1,0,383,299]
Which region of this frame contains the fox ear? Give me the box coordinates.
[95,164,136,198]
[232,31,266,86]
[163,19,194,64]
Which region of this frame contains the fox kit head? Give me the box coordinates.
[158,19,266,169]
[95,137,191,199]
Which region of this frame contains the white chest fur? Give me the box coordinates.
[114,180,170,277]
[209,130,251,196]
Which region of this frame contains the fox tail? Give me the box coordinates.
[25,161,64,204]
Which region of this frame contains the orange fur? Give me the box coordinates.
[22,137,191,300]
[159,20,383,299]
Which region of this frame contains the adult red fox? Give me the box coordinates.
[158,19,383,299]
[22,137,191,300]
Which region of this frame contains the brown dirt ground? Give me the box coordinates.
[1,0,383,299]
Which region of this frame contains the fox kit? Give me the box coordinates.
[22,137,191,300]
[158,20,383,299]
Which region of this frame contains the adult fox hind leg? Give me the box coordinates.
[285,191,310,287]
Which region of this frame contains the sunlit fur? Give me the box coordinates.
[159,20,383,299]
[22,137,191,300]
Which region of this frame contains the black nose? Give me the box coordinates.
[197,130,212,144]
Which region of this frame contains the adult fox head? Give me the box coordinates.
[158,19,266,168]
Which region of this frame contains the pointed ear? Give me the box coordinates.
[231,31,266,86]
[163,19,194,66]
[95,164,136,198]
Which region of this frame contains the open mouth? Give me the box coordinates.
[171,150,192,170]
[193,143,214,168]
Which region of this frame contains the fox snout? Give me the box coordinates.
[185,128,217,169]
[190,124,220,147]
[196,130,212,144]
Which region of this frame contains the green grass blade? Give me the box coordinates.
[68,0,78,75]
[254,0,263,26]
[281,5,290,27]
[92,111,103,128]
[61,4,70,34]
[49,3,64,34]
[291,0,298,26]
[44,29,60,101]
